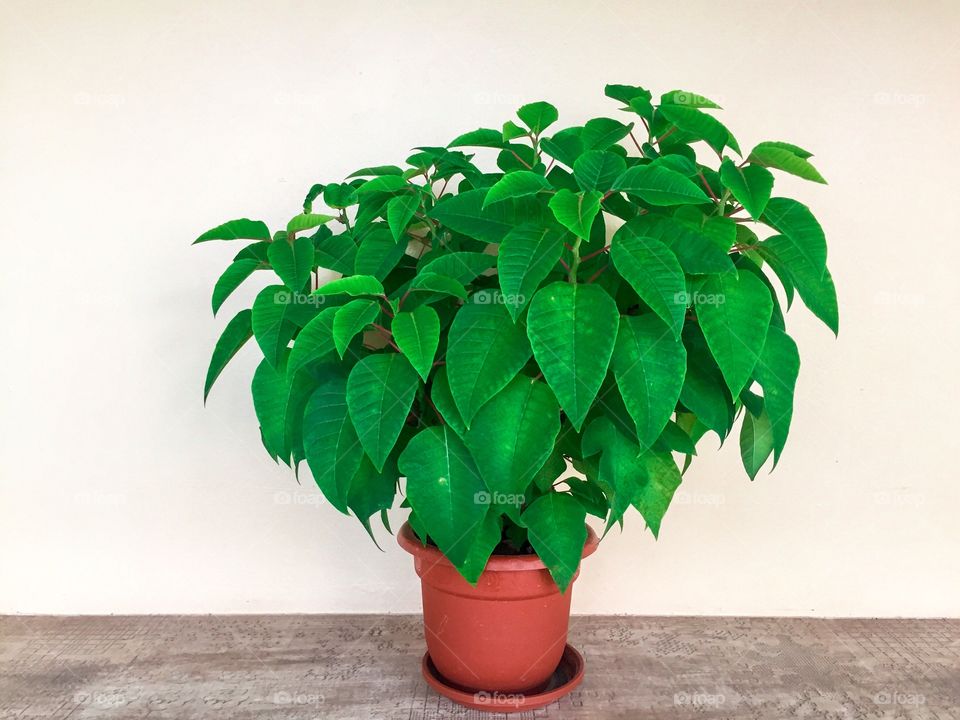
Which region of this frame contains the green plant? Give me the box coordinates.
[195,84,837,592]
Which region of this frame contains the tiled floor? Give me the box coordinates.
[1,615,957,719]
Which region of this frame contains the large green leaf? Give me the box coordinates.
[612,314,687,447]
[251,358,316,465]
[194,218,271,244]
[749,142,827,183]
[447,127,504,149]
[251,285,302,369]
[386,194,420,242]
[419,252,495,284]
[457,510,503,584]
[581,117,633,150]
[658,105,740,155]
[679,323,734,437]
[267,235,314,290]
[520,492,586,593]
[609,224,686,338]
[287,213,336,234]
[527,282,619,431]
[428,188,518,243]
[660,89,722,108]
[497,224,565,322]
[613,164,710,206]
[204,309,253,401]
[354,230,407,281]
[482,170,551,208]
[582,418,645,528]
[719,159,774,219]
[429,366,466,435]
[286,307,337,378]
[465,375,560,497]
[740,404,774,480]
[762,197,827,273]
[346,456,397,546]
[303,374,363,513]
[696,271,773,398]
[548,189,602,239]
[332,299,379,358]
[446,296,532,426]
[753,326,800,464]
[392,305,440,381]
[314,275,385,298]
[398,426,488,568]
[313,231,358,274]
[630,449,682,537]
[212,259,261,316]
[357,175,410,195]
[759,237,839,335]
[621,215,733,274]
[517,101,559,134]
[346,353,420,471]
[574,150,627,191]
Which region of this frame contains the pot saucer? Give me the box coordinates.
[420,643,585,713]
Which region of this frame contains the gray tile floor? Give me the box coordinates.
[1,615,957,719]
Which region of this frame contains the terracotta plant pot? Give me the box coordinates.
[398,522,599,694]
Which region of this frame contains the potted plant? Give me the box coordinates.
[195,84,836,711]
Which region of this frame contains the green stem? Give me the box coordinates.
[567,235,584,283]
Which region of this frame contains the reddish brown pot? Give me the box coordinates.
[398,522,599,694]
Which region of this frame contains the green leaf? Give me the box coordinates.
[623,215,733,274]
[212,259,261,316]
[720,159,774,219]
[386,194,420,242]
[520,493,586,593]
[314,275,385,298]
[527,282,619,431]
[267,236,314,290]
[347,456,397,547]
[609,224,686,338]
[286,213,336,234]
[322,183,359,209]
[753,326,800,464]
[251,358,315,466]
[428,188,516,243]
[355,229,407,280]
[420,252,495,284]
[740,404,774,480]
[497,224,565,322]
[605,83,651,107]
[303,374,363,513]
[580,117,633,150]
[204,309,253,401]
[406,272,468,301]
[287,307,337,378]
[517,101,559,134]
[348,165,404,178]
[346,353,420,471]
[630,450,682,537]
[696,271,773,398]
[398,426,488,568]
[447,128,504,148]
[429,366,466,435]
[612,314,687,447]
[332,299,379,358]
[541,128,584,168]
[234,241,270,262]
[548,189,602,239]
[465,375,560,497]
[482,170,552,208]
[251,285,301,369]
[679,323,733,437]
[749,142,826,183]
[660,89,722,108]
[313,231,358,274]
[658,105,740,155]
[565,478,608,519]
[458,511,503,584]
[612,164,709,206]
[194,218,271,244]
[502,120,527,141]
[759,239,838,335]
[357,175,410,195]
[392,305,440,381]
[762,197,827,274]
[574,150,627,191]
[446,297,532,426]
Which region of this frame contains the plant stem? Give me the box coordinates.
[567,236,583,283]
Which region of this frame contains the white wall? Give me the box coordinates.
[2,0,958,617]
